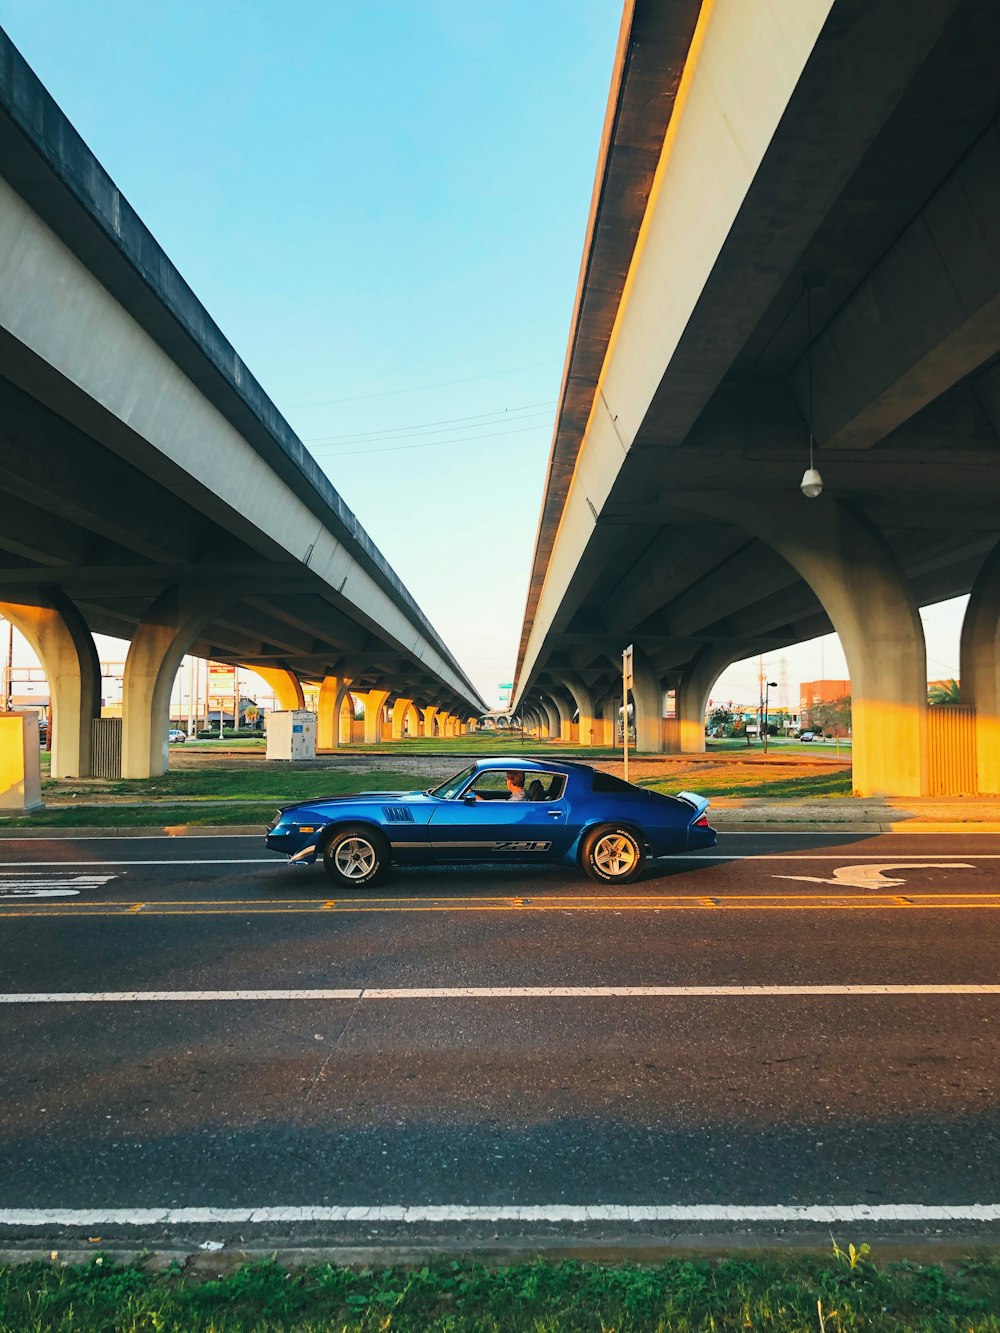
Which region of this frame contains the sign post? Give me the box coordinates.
[622,644,633,782]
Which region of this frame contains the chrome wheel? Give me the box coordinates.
[334,836,377,879]
[593,832,638,878]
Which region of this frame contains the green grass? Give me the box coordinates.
[642,769,854,800]
[43,768,436,801]
[1,1251,998,1331]
[2,770,437,829]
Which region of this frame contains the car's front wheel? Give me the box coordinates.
[322,825,389,887]
[581,825,645,884]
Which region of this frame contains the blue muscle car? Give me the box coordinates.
[265,757,716,887]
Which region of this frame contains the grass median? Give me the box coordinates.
[1,1250,998,1331]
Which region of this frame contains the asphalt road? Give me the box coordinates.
[1,830,998,1251]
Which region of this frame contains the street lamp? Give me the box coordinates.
[762,681,778,753]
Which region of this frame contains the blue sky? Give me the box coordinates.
[0,1,967,710]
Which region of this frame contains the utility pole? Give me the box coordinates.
[622,644,633,782]
[2,615,12,710]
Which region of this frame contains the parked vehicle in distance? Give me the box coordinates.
[266,756,716,888]
[167,728,187,743]
[796,730,815,741]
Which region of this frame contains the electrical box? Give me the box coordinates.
[0,712,43,810]
[265,710,317,761]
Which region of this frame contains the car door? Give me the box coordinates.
[427,770,573,860]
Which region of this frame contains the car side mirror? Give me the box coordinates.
[462,792,478,805]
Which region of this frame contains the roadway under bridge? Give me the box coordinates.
[514,0,1000,796]
[0,31,485,782]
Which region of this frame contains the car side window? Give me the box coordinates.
[466,771,512,800]
[541,774,566,801]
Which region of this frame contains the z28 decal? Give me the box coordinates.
[492,840,551,852]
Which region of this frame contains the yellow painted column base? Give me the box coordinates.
[0,713,43,811]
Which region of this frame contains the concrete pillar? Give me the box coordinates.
[317,674,352,750]
[122,586,224,779]
[255,666,305,713]
[676,646,735,753]
[558,674,598,746]
[545,691,573,742]
[0,590,100,778]
[536,696,558,738]
[422,705,438,739]
[391,696,414,740]
[362,689,391,744]
[630,648,665,753]
[960,541,1000,793]
[704,495,927,796]
[598,692,618,746]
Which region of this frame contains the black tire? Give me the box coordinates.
[581,825,645,884]
[322,825,390,888]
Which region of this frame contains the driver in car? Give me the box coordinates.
[505,770,527,802]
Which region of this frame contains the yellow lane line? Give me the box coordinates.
[3,896,1000,919]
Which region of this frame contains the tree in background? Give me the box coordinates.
[928,679,960,705]
[809,695,852,736]
[709,705,734,735]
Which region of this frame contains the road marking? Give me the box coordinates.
[0,860,277,867]
[3,892,1000,918]
[0,872,117,899]
[0,1203,998,1226]
[0,983,997,1004]
[776,862,975,889]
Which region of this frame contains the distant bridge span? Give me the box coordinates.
[0,32,485,780]
[514,0,1000,796]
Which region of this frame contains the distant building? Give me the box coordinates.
[800,679,851,735]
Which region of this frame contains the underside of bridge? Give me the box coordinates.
[515,0,1000,796]
[0,32,483,791]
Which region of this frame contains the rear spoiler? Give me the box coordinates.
[675,790,710,821]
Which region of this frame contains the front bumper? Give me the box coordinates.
[265,819,320,864]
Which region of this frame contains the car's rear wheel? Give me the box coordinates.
[322,825,389,887]
[581,825,645,884]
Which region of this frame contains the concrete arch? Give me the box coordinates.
[317,673,353,750]
[673,494,927,795]
[960,540,1000,793]
[0,590,100,778]
[556,674,598,746]
[676,644,740,754]
[122,585,226,779]
[361,689,391,744]
[255,666,305,713]
[629,647,665,753]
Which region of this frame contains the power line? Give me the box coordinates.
[313,420,552,460]
[305,401,555,445]
[288,358,561,410]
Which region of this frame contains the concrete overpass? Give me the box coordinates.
[0,30,485,782]
[514,0,1000,796]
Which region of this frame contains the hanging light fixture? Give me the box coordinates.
[800,276,823,498]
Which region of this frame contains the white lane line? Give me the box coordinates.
[1,984,998,1004]
[0,860,277,867]
[0,1203,998,1226]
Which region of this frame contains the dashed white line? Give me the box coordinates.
[0,1203,998,1226]
[1,984,998,1004]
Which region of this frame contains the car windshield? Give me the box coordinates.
[427,765,476,800]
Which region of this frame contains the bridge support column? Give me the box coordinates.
[391,696,414,740]
[598,691,618,746]
[317,674,352,750]
[435,711,450,738]
[122,586,225,779]
[421,706,438,739]
[558,675,598,745]
[362,689,391,744]
[676,646,736,754]
[547,691,573,742]
[706,496,927,796]
[0,591,100,778]
[961,541,1000,794]
[255,666,305,713]
[631,649,664,753]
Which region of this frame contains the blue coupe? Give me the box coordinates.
[266,757,716,887]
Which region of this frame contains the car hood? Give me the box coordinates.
[279,790,433,813]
